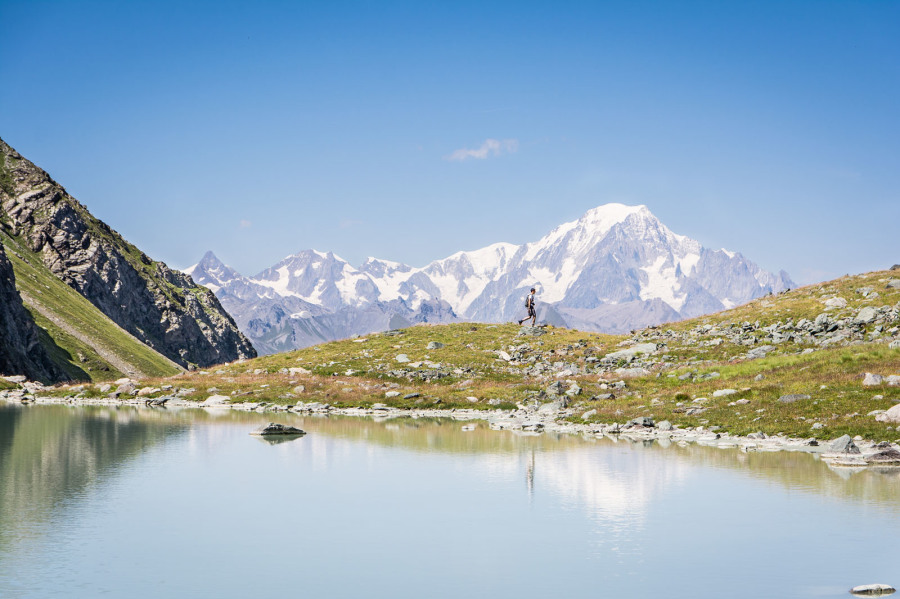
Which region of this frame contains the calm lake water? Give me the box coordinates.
[0,404,898,599]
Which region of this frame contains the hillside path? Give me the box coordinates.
[19,290,175,379]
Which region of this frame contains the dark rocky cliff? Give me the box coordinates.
[0,242,67,382]
[0,138,256,368]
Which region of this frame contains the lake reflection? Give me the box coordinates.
[0,404,898,599]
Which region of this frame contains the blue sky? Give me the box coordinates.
[1,0,898,284]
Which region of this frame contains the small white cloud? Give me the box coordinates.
[239,219,252,228]
[446,138,518,161]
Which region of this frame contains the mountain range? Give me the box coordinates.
[186,203,793,354]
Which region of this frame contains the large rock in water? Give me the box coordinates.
[0,138,256,368]
[250,423,306,436]
[0,243,67,383]
[850,583,896,596]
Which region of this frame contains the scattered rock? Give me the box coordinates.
[778,394,811,403]
[385,391,400,398]
[855,306,878,324]
[582,409,597,420]
[426,341,444,350]
[712,389,737,397]
[657,420,673,432]
[288,367,311,375]
[517,326,546,337]
[875,403,900,423]
[250,423,306,436]
[604,343,657,361]
[545,381,565,396]
[395,354,410,363]
[824,297,847,309]
[863,373,884,386]
[627,417,654,428]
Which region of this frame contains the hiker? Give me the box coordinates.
[518,288,537,326]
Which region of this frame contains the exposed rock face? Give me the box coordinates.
[0,243,67,382]
[0,138,256,368]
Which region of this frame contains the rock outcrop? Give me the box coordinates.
[0,243,67,383]
[0,137,256,368]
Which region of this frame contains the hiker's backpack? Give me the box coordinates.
[524,294,531,308]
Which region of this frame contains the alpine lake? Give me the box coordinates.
[1,403,898,599]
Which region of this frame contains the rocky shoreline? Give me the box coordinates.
[5,387,900,471]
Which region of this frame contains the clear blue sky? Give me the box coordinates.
[1,0,898,284]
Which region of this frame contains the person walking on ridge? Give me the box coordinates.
[518,288,537,326]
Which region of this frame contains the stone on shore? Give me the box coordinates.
[250,423,306,436]
[201,394,231,406]
[830,434,861,454]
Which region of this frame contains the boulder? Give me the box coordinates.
[250,423,306,436]
[830,434,860,454]
[885,279,900,289]
[855,307,878,324]
[866,449,900,465]
[657,420,673,431]
[875,403,900,423]
[545,381,565,396]
[426,341,444,350]
[863,373,884,386]
[712,389,738,397]
[201,394,231,406]
[823,297,847,309]
[627,417,655,428]
[850,583,896,596]
[395,354,410,363]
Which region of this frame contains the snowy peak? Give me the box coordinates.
[184,251,243,292]
[184,202,793,350]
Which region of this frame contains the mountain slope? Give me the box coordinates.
[0,228,182,381]
[0,242,68,383]
[188,204,792,351]
[0,137,256,371]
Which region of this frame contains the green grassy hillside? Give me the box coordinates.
[0,230,182,381]
[50,268,900,440]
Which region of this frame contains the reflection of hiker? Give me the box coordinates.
[518,288,537,326]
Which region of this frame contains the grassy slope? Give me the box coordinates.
[51,269,900,440]
[0,231,182,382]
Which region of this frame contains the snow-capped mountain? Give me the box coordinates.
[185,204,793,353]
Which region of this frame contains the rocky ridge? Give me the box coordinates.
[0,137,256,370]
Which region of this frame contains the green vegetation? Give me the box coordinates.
[0,154,14,196]
[42,268,900,441]
[0,230,182,382]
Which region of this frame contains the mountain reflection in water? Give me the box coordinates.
[1,404,898,599]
